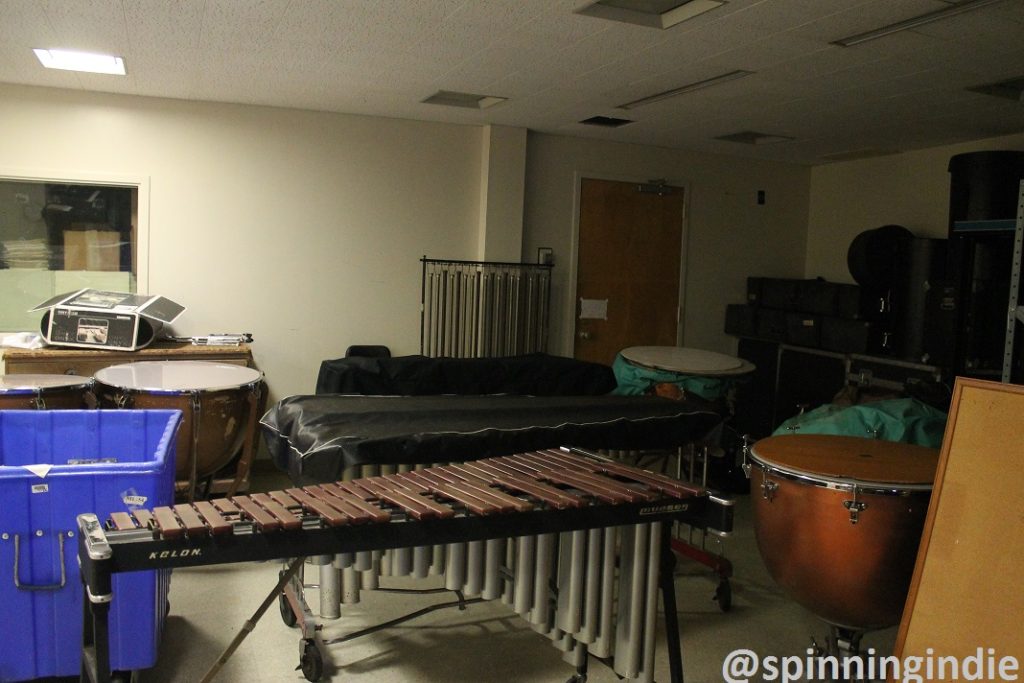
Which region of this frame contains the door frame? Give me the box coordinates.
[565,171,692,357]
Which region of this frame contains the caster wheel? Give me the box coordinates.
[279,570,297,627]
[279,591,297,627]
[714,578,732,612]
[300,639,324,682]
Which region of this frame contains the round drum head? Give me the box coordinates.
[94,361,262,393]
[750,434,938,486]
[0,374,93,392]
[620,346,753,376]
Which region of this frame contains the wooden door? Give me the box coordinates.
[574,178,685,365]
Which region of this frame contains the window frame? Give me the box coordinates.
[0,167,150,332]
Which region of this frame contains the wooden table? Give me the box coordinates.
[1,341,261,495]
[1,341,255,375]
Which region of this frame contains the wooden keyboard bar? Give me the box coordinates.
[431,467,533,513]
[397,473,520,516]
[373,476,461,519]
[456,461,584,509]
[250,493,302,530]
[301,486,373,524]
[284,488,349,527]
[108,512,137,532]
[191,501,232,536]
[388,471,503,515]
[150,506,185,540]
[92,450,708,545]
[514,453,655,503]
[359,478,453,520]
[503,455,632,504]
[173,504,209,537]
[544,450,703,497]
[319,483,391,523]
[231,496,282,532]
[211,498,240,516]
[131,508,156,530]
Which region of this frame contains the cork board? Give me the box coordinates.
[894,378,1024,660]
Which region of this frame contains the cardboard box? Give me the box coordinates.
[31,288,185,351]
[63,228,121,271]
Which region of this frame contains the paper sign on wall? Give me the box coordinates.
[580,298,608,320]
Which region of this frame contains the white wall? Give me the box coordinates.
[0,84,484,401]
[523,133,812,357]
[806,133,1024,283]
[477,125,527,262]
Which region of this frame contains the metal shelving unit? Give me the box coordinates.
[1002,180,1024,383]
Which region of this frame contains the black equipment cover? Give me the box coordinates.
[315,353,617,397]
[261,394,720,484]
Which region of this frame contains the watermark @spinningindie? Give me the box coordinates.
[721,647,1020,683]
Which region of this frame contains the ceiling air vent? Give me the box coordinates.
[422,90,507,109]
[715,131,794,145]
[575,0,725,30]
[580,116,635,127]
[966,76,1024,102]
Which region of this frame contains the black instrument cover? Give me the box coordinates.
[261,394,721,485]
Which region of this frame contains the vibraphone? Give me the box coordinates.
[78,448,733,683]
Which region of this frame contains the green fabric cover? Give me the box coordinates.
[611,353,735,400]
[772,398,947,449]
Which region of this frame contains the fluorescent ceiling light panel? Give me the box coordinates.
[832,0,1009,47]
[618,70,754,109]
[715,131,794,145]
[575,0,725,30]
[33,48,126,75]
[820,148,899,162]
[422,90,506,109]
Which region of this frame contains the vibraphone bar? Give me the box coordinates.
[78,449,733,683]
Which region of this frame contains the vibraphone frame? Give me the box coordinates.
[77,454,733,683]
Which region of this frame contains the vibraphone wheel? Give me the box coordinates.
[300,639,323,682]
[279,568,298,627]
[280,591,297,627]
[715,577,732,612]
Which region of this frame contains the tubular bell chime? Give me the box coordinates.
[420,257,553,358]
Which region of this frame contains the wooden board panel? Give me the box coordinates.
[893,378,1024,663]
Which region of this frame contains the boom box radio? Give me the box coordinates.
[32,289,185,351]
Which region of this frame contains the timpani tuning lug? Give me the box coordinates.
[740,434,753,479]
[843,499,868,524]
[843,488,868,524]
[761,479,779,501]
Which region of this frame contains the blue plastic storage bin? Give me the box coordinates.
[0,409,181,682]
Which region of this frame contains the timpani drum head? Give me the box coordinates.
[750,434,938,488]
[0,374,93,393]
[94,361,262,393]
[620,346,752,376]
[94,361,263,485]
[0,374,93,409]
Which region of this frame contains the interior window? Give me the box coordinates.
[0,179,138,332]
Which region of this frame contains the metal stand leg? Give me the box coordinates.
[199,556,306,683]
[81,591,112,683]
[78,513,113,683]
[659,523,685,683]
